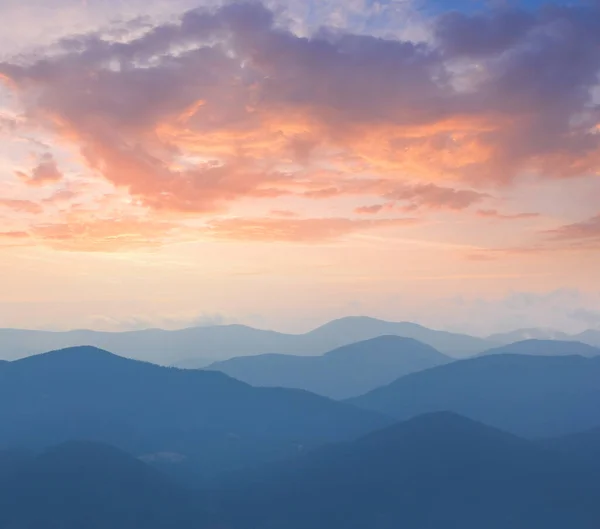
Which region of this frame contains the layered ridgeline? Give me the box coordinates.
[0,347,390,481]
[208,336,452,399]
[0,317,492,365]
[349,354,600,438]
[479,339,600,357]
[219,412,600,529]
[2,414,598,529]
[489,328,600,347]
[0,442,211,529]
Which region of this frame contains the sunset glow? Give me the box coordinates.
[1,0,599,333]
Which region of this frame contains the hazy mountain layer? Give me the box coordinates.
[208,336,452,399]
[0,346,390,481]
[0,316,493,365]
[349,354,600,438]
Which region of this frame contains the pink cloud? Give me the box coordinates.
[31,217,180,252]
[0,2,599,251]
[476,209,539,220]
[16,153,63,186]
[0,199,43,214]
[0,1,597,220]
[546,214,600,242]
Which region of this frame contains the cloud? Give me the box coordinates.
[386,182,487,210]
[0,230,30,239]
[355,203,390,215]
[546,214,600,242]
[0,1,599,252]
[31,217,179,252]
[476,209,539,220]
[206,216,417,242]
[568,307,600,327]
[0,0,598,223]
[16,152,63,186]
[269,209,299,217]
[439,289,600,335]
[0,199,43,214]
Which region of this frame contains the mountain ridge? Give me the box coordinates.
[478,339,600,358]
[0,316,493,365]
[219,411,600,529]
[349,354,600,438]
[0,346,391,481]
[208,336,452,399]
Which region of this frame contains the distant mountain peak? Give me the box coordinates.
[16,345,126,362]
[479,339,600,358]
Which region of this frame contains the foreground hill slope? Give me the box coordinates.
[0,441,211,529]
[0,347,390,479]
[221,412,600,529]
[543,425,600,468]
[208,336,452,399]
[349,354,600,438]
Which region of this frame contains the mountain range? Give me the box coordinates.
[2,341,600,528]
[0,442,210,529]
[219,412,600,529]
[2,317,599,368]
[2,413,599,529]
[478,339,600,357]
[349,354,600,438]
[0,346,389,481]
[489,328,600,347]
[0,317,493,365]
[207,336,453,399]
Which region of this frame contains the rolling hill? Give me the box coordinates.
[0,441,210,529]
[0,346,390,481]
[208,336,452,399]
[220,412,600,529]
[349,354,600,438]
[543,425,600,468]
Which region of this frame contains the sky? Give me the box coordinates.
[0,0,600,335]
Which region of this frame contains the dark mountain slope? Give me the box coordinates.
[349,354,600,438]
[479,339,600,357]
[208,336,452,399]
[0,441,211,529]
[220,412,600,529]
[0,347,390,480]
[543,425,600,468]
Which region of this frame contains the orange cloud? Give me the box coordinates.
[31,217,179,252]
[0,199,43,214]
[269,210,299,217]
[0,0,597,225]
[0,1,598,254]
[355,204,389,215]
[206,216,418,242]
[0,230,30,239]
